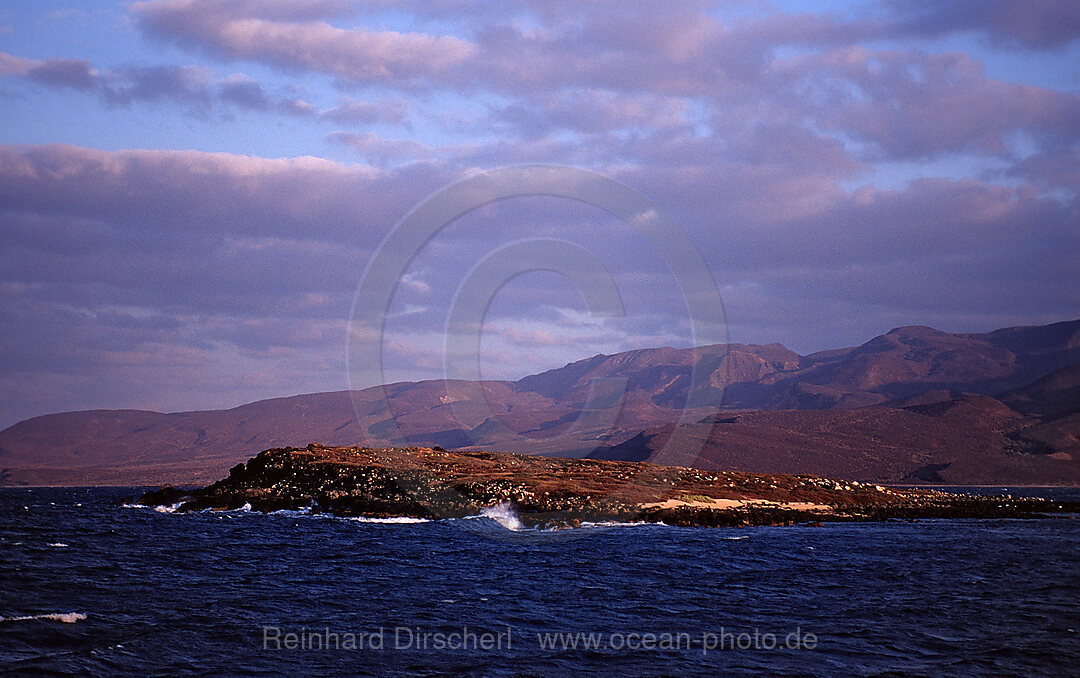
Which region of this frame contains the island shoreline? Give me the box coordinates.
[137,445,1080,529]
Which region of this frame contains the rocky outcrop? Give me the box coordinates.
[139,445,1079,529]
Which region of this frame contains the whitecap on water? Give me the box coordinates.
[0,612,86,624]
[475,502,524,531]
[578,520,656,529]
[349,516,430,524]
[152,501,185,514]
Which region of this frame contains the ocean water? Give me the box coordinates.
[2,487,1078,677]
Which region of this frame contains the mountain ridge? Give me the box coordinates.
[2,319,1078,485]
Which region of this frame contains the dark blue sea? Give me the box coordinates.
[2,486,1078,677]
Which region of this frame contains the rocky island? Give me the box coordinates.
[138,444,1078,528]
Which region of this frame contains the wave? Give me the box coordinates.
[129,501,434,524]
[126,501,683,532]
[475,502,524,531]
[152,501,185,514]
[47,542,68,548]
[578,520,660,529]
[0,612,86,624]
[267,507,430,523]
[269,506,315,516]
[349,516,431,524]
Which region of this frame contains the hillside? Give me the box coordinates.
[139,445,1080,528]
[588,393,1080,485]
[1,319,1078,485]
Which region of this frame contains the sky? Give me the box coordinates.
[0,0,1078,428]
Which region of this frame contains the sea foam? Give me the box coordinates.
[350,516,431,524]
[478,502,524,531]
[0,612,86,624]
[152,501,185,514]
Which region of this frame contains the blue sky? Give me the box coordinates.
[0,0,1077,427]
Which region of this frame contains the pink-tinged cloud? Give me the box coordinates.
[1,141,1076,427]
[0,52,29,74]
[131,0,476,85]
[0,143,406,238]
[117,2,1080,168]
[123,1,760,95]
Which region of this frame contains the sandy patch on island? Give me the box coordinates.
[642,498,832,512]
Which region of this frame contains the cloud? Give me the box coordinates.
[283,96,411,126]
[1,140,1076,427]
[1006,146,1080,190]
[130,0,476,86]
[0,53,97,90]
[499,326,565,348]
[133,0,358,23]
[27,58,98,90]
[1,50,414,127]
[115,2,1080,168]
[101,64,215,109]
[218,73,269,109]
[322,97,410,125]
[492,89,690,138]
[326,131,434,166]
[399,273,431,295]
[778,47,1080,160]
[0,142,442,425]
[2,2,1079,426]
[0,52,230,113]
[890,0,1080,50]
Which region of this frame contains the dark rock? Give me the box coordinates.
[134,445,1080,529]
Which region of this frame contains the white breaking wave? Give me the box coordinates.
[0,612,86,624]
[269,505,315,516]
[47,543,68,548]
[130,501,434,524]
[350,516,431,524]
[478,502,524,531]
[153,501,185,514]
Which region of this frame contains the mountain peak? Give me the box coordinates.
[2,318,1078,486]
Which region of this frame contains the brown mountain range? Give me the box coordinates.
[2,319,1078,486]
